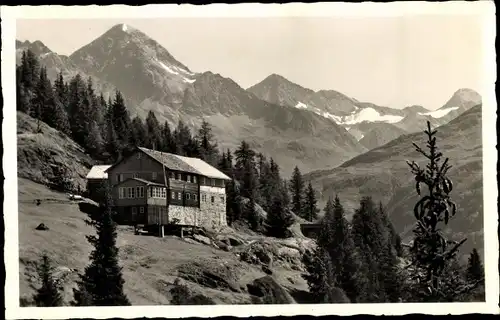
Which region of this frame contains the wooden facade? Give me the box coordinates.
[104,147,230,228]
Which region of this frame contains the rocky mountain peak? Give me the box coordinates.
[440,88,482,110]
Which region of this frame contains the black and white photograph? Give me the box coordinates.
[2,2,498,319]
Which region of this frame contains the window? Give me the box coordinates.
[152,187,157,198]
[161,188,166,198]
[186,193,191,200]
[211,196,215,203]
[202,177,206,185]
[139,206,144,213]
[220,196,225,203]
[133,173,139,178]
[132,207,137,214]
[186,175,191,182]
[136,186,144,198]
[119,187,125,199]
[211,179,216,187]
[202,194,207,202]
[119,174,124,182]
[177,192,181,200]
[193,194,197,201]
[149,187,153,198]
[171,191,176,199]
[152,172,157,180]
[127,187,135,199]
[170,172,175,179]
[193,176,197,183]
[177,173,181,180]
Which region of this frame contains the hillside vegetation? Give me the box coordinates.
[17,111,94,193]
[306,105,483,258]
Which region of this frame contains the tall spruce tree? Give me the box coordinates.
[197,120,219,166]
[351,196,386,302]
[73,189,130,306]
[466,248,484,283]
[406,121,468,301]
[303,182,319,222]
[110,90,132,155]
[266,180,294,238]
[131,116,147,147]
[289,166,305,218]
[379,240,402,302]
[145,110,162,150]
[234,141,258,200]
[302,245,333,302]
[161,120,177,153]
[34,253,64,307]
[378,202,403,257]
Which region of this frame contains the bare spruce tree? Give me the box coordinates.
[406,121,475,301]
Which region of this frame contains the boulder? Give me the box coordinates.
[169,278,217,305]
[193,234,212,246]
[176,259,242,293]
[262,265,273,275]
[35,223,49,231]
[246,276,296,304]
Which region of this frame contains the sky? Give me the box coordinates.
[16,15,486,110]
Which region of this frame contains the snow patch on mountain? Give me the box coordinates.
[418,106,459,118]
[173,65,195,76]
[122,24,128,32]
[358,134,364,141]
[295,102,308,109]
[158,60,195,84]
[342,108,403,125]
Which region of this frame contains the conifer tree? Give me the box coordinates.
[234,141,258,200]
[131,116,147,147]
[303,182,319,222]
[174,120,192,155]
[302,246,333,302]
[406,121,468,301]
[73,189,130,306]
[243,196,262,232]
[377,202,403,257]
[225,175,242,225]
[257,158,273,213]
[161,120,177,153]
[197,120,219,166]
[289,166,305,218]
[351,196,386,302]
[466,248,484,283]
[379,240,402,302]
[110,90,132,155]
[104,105,120,162]
[145,110,161,150]
[266,180,294,238]
[34,253,64,307]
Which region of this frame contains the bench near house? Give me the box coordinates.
[93,146,231,232]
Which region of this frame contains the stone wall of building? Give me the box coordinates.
[167,185,227,229]
[199,186,227,228]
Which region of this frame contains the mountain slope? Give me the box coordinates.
[305,105,483,258]
[17,25,368,175]
[248,74,482,149]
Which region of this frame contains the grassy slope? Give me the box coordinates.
[18,178,309,305]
